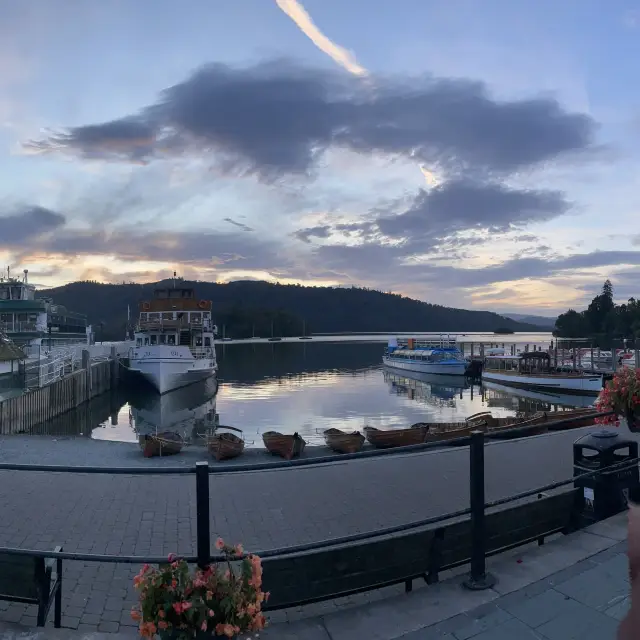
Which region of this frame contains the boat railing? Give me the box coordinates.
[0,321,41,333]
[137,319,214,331]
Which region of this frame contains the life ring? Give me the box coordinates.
[142,302,150,311]
[198,300,207,309]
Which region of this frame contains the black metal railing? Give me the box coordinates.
[0,411,632,612]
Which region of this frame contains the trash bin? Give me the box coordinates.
[573,429,639,526]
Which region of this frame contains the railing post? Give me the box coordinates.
[195,462,210,569]
[463,430,496,590]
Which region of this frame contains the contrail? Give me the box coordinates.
[275,0,438,188]
[275,0,368,77]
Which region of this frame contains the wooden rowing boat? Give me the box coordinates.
[139,432,184,458]
[262,431,306,460]
[207,426,245,461]
[323,428,365,454]
[363,423,428,448]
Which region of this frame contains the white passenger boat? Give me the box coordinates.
[382,336,466,376]
[481,352,602,396]
[129,283,217,394]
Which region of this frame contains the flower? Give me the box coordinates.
[133,542,267,638]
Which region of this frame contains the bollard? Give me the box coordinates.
[195,462,211,569]
[463,431,496,590]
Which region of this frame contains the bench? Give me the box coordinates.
[262,489,578,610]
[0,546,63,627]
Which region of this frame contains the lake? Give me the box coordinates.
[85,335,597,447]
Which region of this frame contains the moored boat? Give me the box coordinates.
[383,336,466,376]
[262,431,307,459]
[139,432,184,457]
[208,426,245,461]
[363,423,428,448]
[323,428,365,454]
[481,352,602,395]
[129,278,217,394]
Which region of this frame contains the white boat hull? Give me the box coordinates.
[130,346,217,394]
[481,370,602,395]
[382,356,466,376]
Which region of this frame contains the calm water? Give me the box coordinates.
[84,337,598,448]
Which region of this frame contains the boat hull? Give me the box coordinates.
[382,357,466,376]
[481,370,602,395]
[130,346,216,394]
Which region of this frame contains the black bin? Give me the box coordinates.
[573,430,639,526]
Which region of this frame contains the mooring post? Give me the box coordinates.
[110,345,118,387]
[195,462,211,569]
[463,430,496,590]
[81,349,92,399]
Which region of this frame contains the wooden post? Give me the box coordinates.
[635,349,640,370]
[110,346,118,388]
[82,349,92,400]
[470,342,474,358]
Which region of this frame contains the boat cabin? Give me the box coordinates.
[135,287,216,351]
[485,352,552,373]
[387,348,464,363]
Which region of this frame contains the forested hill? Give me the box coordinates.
[39,280,544,341]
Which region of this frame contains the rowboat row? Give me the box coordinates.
[138,407,600,459]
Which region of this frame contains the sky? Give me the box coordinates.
[2,0,640,315]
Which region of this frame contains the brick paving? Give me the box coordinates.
[0,425,616,633]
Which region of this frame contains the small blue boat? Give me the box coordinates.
[382,336,466,376]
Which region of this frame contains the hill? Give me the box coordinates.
[502,313,557,329]
[38,280,546,341]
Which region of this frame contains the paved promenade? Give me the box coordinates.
[0,426,624,633]
[0,513,631,639]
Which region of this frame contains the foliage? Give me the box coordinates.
[38,279,543,342]
[131,539,268,639]
[555,280,640,343]
[595,368,640,424]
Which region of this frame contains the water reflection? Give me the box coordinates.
[481,381,596,411]
[85,341,592,446]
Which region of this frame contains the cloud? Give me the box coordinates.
[375,180,569,242]
[1,206,65,243]
[26,60,597,181]
[0,206,291,274]
[293,225,331,243]
[275,0,368,77]
[224,217,254,232]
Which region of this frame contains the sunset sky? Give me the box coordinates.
[2,0,640,315]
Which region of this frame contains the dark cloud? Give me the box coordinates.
[224,217,254,232]
[27,60,597,180]
[293,225,331,243]
[1,206,65,243]
[375,181,568,241]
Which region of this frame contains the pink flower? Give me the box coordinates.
[208,609,215,617]
[215,537,225,550]
[167,553,176,562]
[235,544,244,557]
[201,621,208,632]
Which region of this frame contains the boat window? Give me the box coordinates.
[191,313,202,324]
[167,334,176,345]
[204,337,211,347]
[144,337,149,345]
[159,334,166,344]
[0,288,7,300]
[139,313,147,321]
[195,336,203,347]
[150,335,157,345]
[149,313,160,321]
[136,338,142,346]
[162,312,173,320]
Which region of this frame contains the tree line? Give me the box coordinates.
[555,280,640,344]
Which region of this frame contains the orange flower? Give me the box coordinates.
[158,609,165,619]
[224,623,235,637]
[158,621,168,630]
[215,537,225,550]
[206,590,213,601]
[130,608,141,621]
